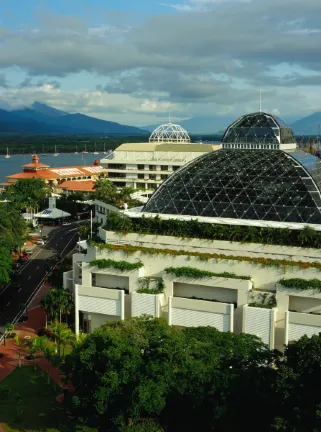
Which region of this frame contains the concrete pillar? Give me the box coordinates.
[270,308,277,349]
[284,311,289,346]
[74,284,79,336]
[229,304,234,333]
[168,296,172,325]
[120,290,125,320]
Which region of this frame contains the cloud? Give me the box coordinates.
[0,1,321,122]
[0,74,8,88]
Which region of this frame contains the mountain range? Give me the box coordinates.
[0,102,148,135]
[0,101,320,136]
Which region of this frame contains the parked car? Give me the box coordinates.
[36,238,45,246]
[62,221,71,226]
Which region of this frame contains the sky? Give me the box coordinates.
[0,0,321,127]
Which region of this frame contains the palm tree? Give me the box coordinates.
[41,286,74,324]
[43,346,53,384]
[13,335,25,367]
[3,322,14,346]
[48,322,74,357]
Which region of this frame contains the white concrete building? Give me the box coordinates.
[64,226,321,351]
[64,111,321,351]
[100,123,220,191]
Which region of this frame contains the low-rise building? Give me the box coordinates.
[100,122,220,191]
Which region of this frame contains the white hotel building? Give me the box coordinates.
[64,112,321,351]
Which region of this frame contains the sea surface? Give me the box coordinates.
[0,153,108,183]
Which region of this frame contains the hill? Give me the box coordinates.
[1,103,147,135]
[290,112,321,136]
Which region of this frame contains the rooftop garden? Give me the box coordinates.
[164,266,251,280]
[90,258,143,272]
[89,240,321,271]
[279,278,321,292]
[103,212,321,249]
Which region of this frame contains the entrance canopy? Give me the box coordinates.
[34,208,71,219]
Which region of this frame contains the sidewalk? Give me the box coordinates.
[0,283,49,381]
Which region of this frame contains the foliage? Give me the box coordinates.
[279,278,321,291]
[90,240,321,271]
[0,247,13,286]
[48,322,75,357]
[94,179,141,208]
[41,286,74,323]
[137,277,165,294]
[164,266,251,280]
[62,316,275,431]
[104,213,321,250]
[6,178,49,210]
[90,258,144,272]
[0,384,9,398]
[248,292,277,309]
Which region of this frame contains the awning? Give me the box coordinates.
[34,207,71,219]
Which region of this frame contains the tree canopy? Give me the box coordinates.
[63,317,276,431]
[6,178,49,210]
[94,179,139,208]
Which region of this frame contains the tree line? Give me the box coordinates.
[62,316,321,432]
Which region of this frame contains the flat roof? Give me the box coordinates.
[111,143,221,153]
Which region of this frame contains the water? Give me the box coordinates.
[0,153,107,183]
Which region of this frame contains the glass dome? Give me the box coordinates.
[149,122,190,144]
[221,112,296,150]
[143,149,321,224]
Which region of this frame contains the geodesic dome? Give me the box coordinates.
[149,122,190,143]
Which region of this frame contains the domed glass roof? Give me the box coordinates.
[221,112,296,150]
[149,122,190,144]
[143,149,321,224]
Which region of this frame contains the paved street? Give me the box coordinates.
[0,223,80,326]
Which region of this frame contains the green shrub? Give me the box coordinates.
[279,278,321,292]
[164,266,251,280]
[90,258,143,272]
[0,384,9,398]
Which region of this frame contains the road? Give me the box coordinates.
[0,224,80,327]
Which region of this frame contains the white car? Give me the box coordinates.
[62,221,71,226]
[36,239,45,246]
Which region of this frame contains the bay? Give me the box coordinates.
[0,153,106,183]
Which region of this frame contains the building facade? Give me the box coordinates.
[100,123,220,191]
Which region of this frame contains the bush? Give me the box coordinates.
[0,384,9,399]
[38,327,54,339]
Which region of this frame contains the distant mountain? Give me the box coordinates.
[31,101,69,118]
[290,112,321,136]
[145,115,300,135]
[0,102,148,135]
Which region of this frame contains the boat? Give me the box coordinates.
[82,143,88,154]
[74,144,78,154]
[103,143,107,154]
[4,147,10,158]
[93,143,99,155]
[53,145,59,156]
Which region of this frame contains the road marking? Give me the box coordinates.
[28,276,31,280]
[6,302,10,307]
[36,266,39,270]
[60,233,78,255]
[18,288,22,292]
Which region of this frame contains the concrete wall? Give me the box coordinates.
[90,313,119,331]
[173,282,237,304]
[286,311,321,343]
[289,296,321,314]
[95,273,129,290]
[243,306,276,349]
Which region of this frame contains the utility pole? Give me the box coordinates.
[90,210,93,239]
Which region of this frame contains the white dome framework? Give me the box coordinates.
[149,122,190,144]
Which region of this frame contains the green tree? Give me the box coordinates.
[3,322,14,346]
[48,322,74,357]
[62,317,274,431]
[0,247,13,286]
[13,335,25,367]
[7,178,49,211]
[94,178,118,204]
[41,286,74,324]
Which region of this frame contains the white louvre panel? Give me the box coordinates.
[245,307,271,346]
[289,323,321,342]
[79,295,121,316]
[132,294,156,317]
[171,308,230,331]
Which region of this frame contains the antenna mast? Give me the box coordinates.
[259,89,262,113]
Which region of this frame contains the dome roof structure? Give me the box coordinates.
[221,112,296,150]
[149,122,190,144]
[143,111,321,225]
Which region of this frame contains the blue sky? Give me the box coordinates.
[0,0,321,128]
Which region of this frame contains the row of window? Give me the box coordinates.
[108,164,180,171]
[222,144,280,150]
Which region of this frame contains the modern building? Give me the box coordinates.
[3,154,107,193]
[65,112,321,351]
[100,122,220,191]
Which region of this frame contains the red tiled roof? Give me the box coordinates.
[23,163,50,168]
[7,165,106,180]
[59,180,96,192]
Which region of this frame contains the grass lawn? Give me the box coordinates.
[0,366,95,432]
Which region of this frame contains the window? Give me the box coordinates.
[161,165,168,171]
